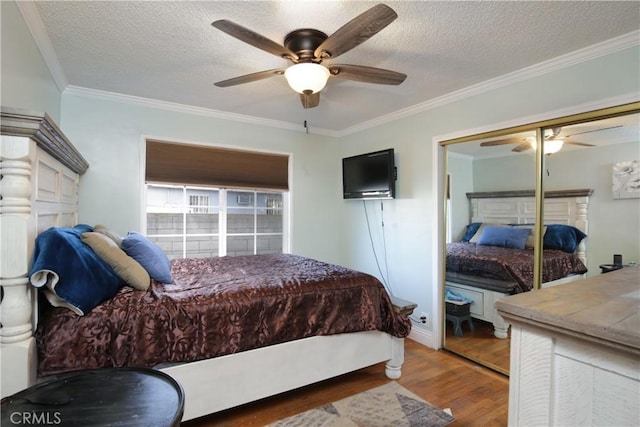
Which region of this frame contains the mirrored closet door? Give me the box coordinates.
[444,130,537,375]
[441,103,640,375]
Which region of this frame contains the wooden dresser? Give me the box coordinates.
[496,267,640,427]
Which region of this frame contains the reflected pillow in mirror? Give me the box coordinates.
[510,224,547,249]
[476,226,530,249]
[469,223,500,243]
[461,222,482,242]
[543,224,587,253]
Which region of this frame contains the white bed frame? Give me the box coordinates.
[0,108,406,421]
[446,189,591,339]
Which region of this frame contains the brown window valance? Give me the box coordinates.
[145,140,289,190]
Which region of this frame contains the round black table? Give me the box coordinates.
[1,367,184,426]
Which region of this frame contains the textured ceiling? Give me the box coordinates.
[32,1,640,133]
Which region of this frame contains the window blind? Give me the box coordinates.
[145,140,289,190]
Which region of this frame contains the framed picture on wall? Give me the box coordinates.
[612,160,640,199]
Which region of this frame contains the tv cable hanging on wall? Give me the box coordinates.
[363,200,394,296]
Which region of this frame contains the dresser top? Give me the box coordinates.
[496,267,640,354]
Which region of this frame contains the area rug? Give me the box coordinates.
[268,381,455,427]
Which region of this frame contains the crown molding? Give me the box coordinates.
[337,30,640,137]
[62,86,341,137]
[16,1,68,92]
[434,92,640,146]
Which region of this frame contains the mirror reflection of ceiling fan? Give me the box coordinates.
[211,3,406,109]
[480,125,622,154]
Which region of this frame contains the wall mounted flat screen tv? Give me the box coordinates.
[342,148,396,200]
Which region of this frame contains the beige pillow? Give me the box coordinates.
[510,224,547,249]
[94,224,124,246]
[82,232,150,290]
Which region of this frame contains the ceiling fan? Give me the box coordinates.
[479,126,621,154]
[211,3,407,109]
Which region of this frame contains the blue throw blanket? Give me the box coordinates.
[30,225,123,315]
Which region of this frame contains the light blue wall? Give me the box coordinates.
[0,2,61,122]
[59,94,343,264]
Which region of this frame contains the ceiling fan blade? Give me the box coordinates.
[214,68,285,87]
[479,138,526,147]
[512,142,532,152]
[300,92,320,109]
[564,141,595,147]
[565,125,622,137]
[314,4,397,60]
[328,64,406,85]
[212,20,298,61]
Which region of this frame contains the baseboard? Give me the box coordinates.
[408,327,435,349]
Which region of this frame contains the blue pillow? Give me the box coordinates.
[543,224,587,253]
[121,232,172,283]
[30,225,123,315]
[476,226,530,249]
[461,222,482,242]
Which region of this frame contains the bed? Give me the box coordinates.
[446,190,591,338]
[0,108,411,422]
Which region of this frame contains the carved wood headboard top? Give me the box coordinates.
[1,107,89,174]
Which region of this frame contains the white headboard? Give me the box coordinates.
[467,189,592,265]
[1,107,88,397]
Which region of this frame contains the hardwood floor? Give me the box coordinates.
[444,318,511,375]
[183,339,509,426]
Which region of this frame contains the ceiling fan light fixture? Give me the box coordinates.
[531,139,564,154]
[284,63,330,94]
[545,139,564,154]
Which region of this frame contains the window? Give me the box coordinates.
[144,140,289,259]
[266,197,283,215]
[146,184,286,259]
[189,195,210,213]
[227,190,284,257]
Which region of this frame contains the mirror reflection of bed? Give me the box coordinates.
[443,110,640,375]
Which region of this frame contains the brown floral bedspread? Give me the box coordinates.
[36,254,410,376]
[446,242,587,293]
